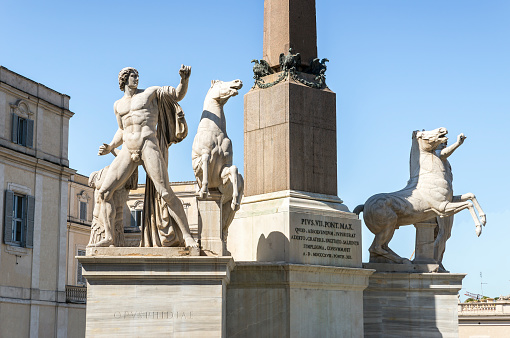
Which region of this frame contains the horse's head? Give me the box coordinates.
[207,79,243,105]
[414,127,448,152]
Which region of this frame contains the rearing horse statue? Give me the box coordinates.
[354,127,486,264]
[192,79,244,240]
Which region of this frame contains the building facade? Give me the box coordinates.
[0,66,80,337]
[459,299,510,337]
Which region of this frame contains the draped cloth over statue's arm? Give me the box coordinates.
[140,86,188,247]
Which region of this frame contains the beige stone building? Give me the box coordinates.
[0,66,83,337]
[65,173,92,307]
[459,299,510,337]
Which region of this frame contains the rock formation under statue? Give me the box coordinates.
[192,79,244,240]
[92,65,197,248]
[88,149,137,247]
[354,127,486,264]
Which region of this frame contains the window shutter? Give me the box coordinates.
[80,202,87,221]
[11,114,18,143]
[77,249,86,285]
[130,211,136,227]
[26,119,34,148]
[25,195,35,248]
[4,190,14,245]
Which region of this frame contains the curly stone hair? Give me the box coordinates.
[118,67,138,91]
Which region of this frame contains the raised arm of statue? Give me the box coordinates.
[440,133,466,159]
[175,65,191,102]
[98,105,124,156]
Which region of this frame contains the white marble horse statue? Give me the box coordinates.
[354,127,486,264]
[192,79,244,239]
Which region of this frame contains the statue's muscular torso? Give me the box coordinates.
[114,86,160,152]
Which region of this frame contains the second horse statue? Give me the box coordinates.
[192,79,244,241]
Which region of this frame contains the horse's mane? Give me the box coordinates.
[407,130,421,185]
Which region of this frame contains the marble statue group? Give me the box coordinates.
[86,65,485,269]
[88,65,244,248]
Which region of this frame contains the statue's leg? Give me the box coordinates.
[367,210,406,263]
[443,201,482,236]
[199,153,210,198]
[221,165,240,211]
[434,215,453,266]
[141,142,198,248]
[453,193,486,226]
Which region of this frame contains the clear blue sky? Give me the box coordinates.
[2,0,509,300]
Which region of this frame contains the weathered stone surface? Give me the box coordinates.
[227,263,373,338]
[79,256,234,337]
[197,191,224,256]
[363,269,465,338]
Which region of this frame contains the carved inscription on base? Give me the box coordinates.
[289,213,361,267]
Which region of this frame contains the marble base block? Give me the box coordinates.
[227,190,362,267]
[363,265,465,338]
[227,262,374,337]
[78,254,234,337]
[197,190,225,256]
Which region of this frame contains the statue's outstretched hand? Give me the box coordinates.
[179,65,191,80]
[98,143,111,156]
[457,133,466,145]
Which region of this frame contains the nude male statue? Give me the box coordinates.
[93,65,197,248]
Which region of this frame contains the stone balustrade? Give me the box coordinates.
[458,301,510,316]
[65,285,87,304]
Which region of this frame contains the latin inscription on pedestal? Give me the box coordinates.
[289,213,361,267]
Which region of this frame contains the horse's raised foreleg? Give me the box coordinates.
[199,153,210,198]
[443,200,483,236]
[453,193,486,226]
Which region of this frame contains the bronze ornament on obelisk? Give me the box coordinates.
[245,0,337,197]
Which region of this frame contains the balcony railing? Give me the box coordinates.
[66,285,87,304]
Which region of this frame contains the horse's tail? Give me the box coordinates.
[353,204,364,217]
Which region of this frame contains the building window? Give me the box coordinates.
[4,190,35,247]
[76,249,86,285]
[131,210,143,228]
[79,201,87,221]
[11,114,34,148]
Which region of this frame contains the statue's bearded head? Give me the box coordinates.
[118,67,139,91]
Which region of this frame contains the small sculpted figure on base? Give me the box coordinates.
[354,128,486,264]
[90,66,197,248]
[192,79,244,240]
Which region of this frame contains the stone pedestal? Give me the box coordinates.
[413,219,438,264]
[79,251,234,338]
[362,264,465,338]
[227,263,373,337]
[227,190,362,268]
[197,190,224,256]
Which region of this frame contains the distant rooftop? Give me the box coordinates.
[0,66,71,110]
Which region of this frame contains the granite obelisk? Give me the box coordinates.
[245,0,337,197]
